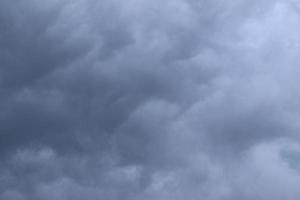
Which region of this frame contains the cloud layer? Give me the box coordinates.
[1,0,300,199]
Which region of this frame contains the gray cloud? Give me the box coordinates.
[1,0,300,199]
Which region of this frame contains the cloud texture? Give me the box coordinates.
[2,0,300,199]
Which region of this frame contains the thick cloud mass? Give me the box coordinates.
[1,0,300,199]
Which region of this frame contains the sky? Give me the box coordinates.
[1,0,300,199]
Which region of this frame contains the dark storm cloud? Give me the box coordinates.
[1,0,300,199]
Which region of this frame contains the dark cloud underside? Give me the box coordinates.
[1,0,300,199]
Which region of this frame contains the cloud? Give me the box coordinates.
[1,0,300,199]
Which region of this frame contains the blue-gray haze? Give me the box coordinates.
[1,0,300,199]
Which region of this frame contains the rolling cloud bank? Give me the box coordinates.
[1,0,300,199]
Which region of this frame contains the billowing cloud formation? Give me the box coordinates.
[1,0,300,199]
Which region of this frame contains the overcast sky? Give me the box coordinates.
[2,0,300,199]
